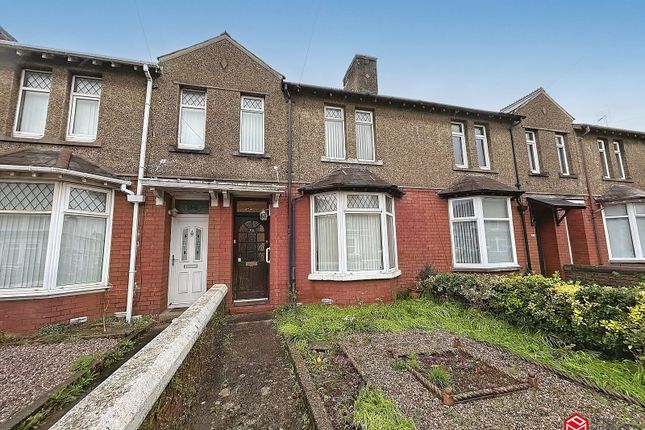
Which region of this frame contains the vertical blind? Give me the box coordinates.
[346,213,383,271]
[179,89,206,149]
[315,215,339,271]
[57,216,106,286]
[240,97,264,153]
[69,77,102,139]
[0,214,50,288]
[16,71,51,135]
[355,111,374,161]
[324,107,345,159]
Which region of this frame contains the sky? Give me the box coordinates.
[3,0,644,130]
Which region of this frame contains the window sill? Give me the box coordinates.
[528,172,549,177]
[233,151,271,159]
[308,269,401,281]
[452,265,520,272]
[1,134,101,148]
[65,136,97,144]
[602,177,634,183]
[559,173,579,179]
[169,145,211,154]
[607,259,645,264]
[453,167,499,174]
[0,284,109,301]
[321,157,383,166]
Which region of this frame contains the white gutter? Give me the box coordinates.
[126,64,153,324]
[0,165,131,186]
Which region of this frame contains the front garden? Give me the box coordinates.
[276,273,645,429]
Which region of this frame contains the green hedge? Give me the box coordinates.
[421,273,645,359]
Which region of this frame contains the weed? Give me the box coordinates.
[69,355,94,372]
[427,365,451,388]
[353,386,416,430]
[103,339,135,368]
[391,357,407,372]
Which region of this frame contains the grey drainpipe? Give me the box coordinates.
[509,120,533,273]
[283,83,296,303]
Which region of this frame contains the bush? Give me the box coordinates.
[421,273,645,359]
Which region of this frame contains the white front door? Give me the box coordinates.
[168,215,208,307]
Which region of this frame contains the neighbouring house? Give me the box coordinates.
[0,31,644,333]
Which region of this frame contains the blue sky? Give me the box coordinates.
[3,0,644,129]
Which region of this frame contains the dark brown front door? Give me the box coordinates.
[233,214,269,300]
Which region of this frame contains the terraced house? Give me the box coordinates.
[1,31,644,333]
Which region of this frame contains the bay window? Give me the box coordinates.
[14,70,52,138]
[449,196,517,269]
[0,181,113,297]
[311,192,398,280]
[67,76,102,141]
[603,203,645,261]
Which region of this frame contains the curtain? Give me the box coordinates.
[387,214,396,269]
[240,110,264,153]
[485,220,513,263]
[356,123,374,161]
[180,107,205,148]
[0,214,50,288]
[71,98,99,136]
[453,221,480,264]
[325,120,345,159]
[57,215,106,286]
[606,218,635,259]
[315,215,338,271]
[18,91,49,134]
[346,213,383,271]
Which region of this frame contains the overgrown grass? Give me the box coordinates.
[353,386,416,430]
[275,299,645,403]
[69,355,95,372]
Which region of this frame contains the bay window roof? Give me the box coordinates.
[299,167,404,197]
[438,176,523,199]
[596,184,645,204]
[0,148,129,186]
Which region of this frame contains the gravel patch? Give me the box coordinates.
[0,338,119,423]
[341,331,644,430]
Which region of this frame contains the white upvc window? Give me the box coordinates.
[0,181,114,298]
[451,122,468,168]
[239,96,265,154]
[178,88,206,150]
[597,139,610,179]
[602,203,645,261]
[449,196,518,269]
[310,192,399,281]
[13,70,52,138]
[66,76,102,142]
[613,141,626,180]
[474,124,490,170]
[555,134,570,175]
[355,110,375,161]
[525,130,540,174]
[324,106,346,159]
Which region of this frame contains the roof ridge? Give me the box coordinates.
[500,87,544,113]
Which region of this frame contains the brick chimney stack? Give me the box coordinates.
[343,54,378,95]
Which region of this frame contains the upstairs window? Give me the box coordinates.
[597,139,610,179]
[239,96,264,154]
[179,89,206,150]
[355,110,375,161]
[603,203,645,261]
[14,70,51,138]
[324,106,345,159]
[474,125,490,169]
[67,76,102,141]
[525,131,540,174]
[449,196,517,269]
[555,134,570,175]
[613,141,626,179]
[451,122,467,168]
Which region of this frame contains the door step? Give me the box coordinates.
[233,298,269,307]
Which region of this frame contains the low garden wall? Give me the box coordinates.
[50,284,228,430]
[564,264,645,287]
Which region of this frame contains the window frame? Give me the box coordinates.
[473,124,491,170]
[324,106,346,160]
[451,121,468,168]
[525,130,541,174]
[355,109,375,162]
[448,196,518,270]
[0,179,114,299]
[178,88,207,150]
[602,202,645,262]
[66,75,102,142]
[13,69,52,139]
[612,141,626,180]
[309,191,400,281]
[239,95,265,154]
[597,139,610,179]
[555,134,570,176]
